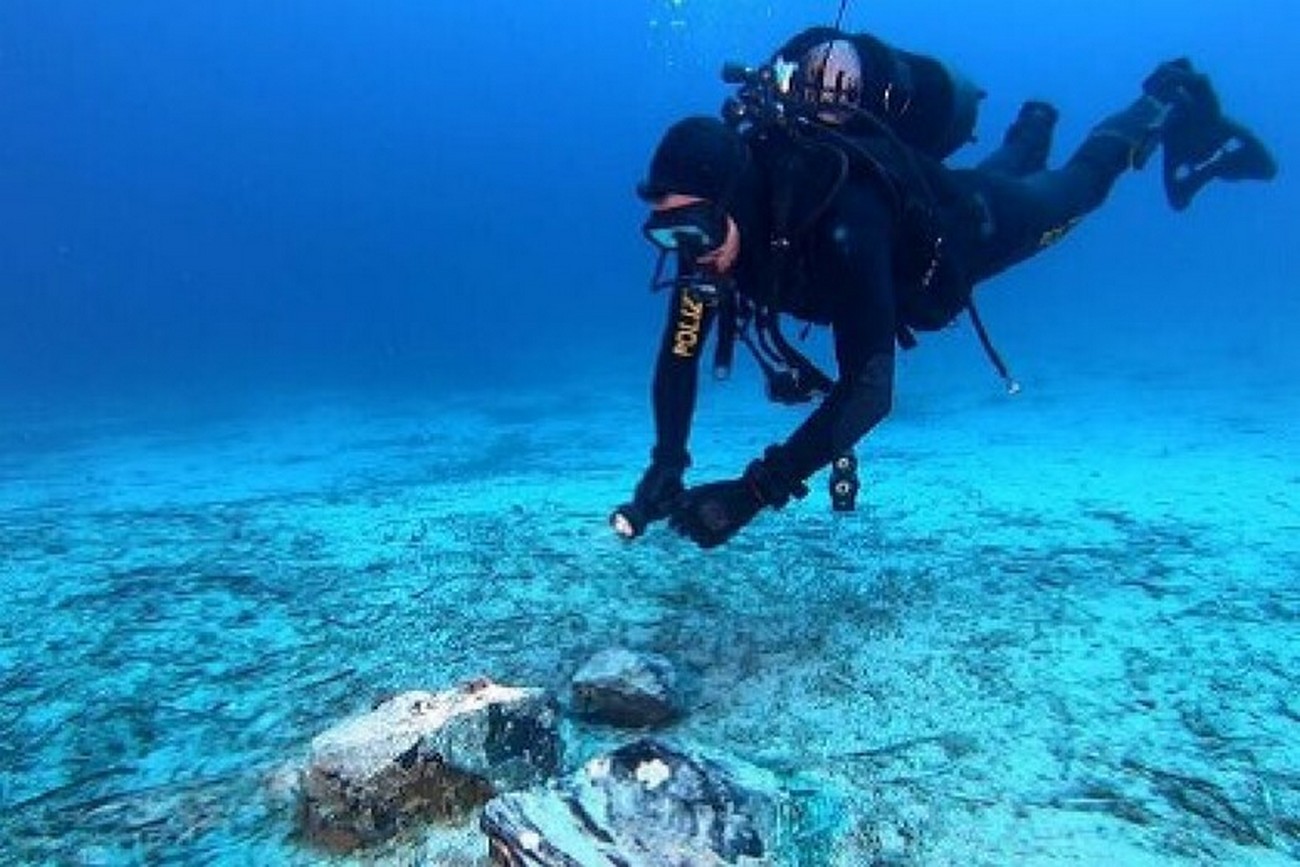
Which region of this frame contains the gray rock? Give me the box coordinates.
[570,648,684,728]
[481,738,842,866]
[297,680,561,853]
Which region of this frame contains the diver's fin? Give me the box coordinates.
[1162,116,1278,211]
[1145,59,1279,210]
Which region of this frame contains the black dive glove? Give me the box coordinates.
[669,449,808,549]
[610,450,688,540]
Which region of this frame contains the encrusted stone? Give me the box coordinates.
[297,680,560,853]
[481,738,842,865]
[570,648,684,728]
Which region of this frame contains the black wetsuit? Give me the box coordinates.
[647,113,1137,489]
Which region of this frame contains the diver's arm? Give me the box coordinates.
[664,183,896,548]
[772,337,895,485]
[610,287,716,539]
[650,286,715,467]
[665,276,895,548]
[767,185,898,487]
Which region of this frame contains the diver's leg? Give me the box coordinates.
[964,60,1275,280]
[981,62,1216,226]
[976,101,1059,177]
[1063,59,1277,211]
[960,78,1185,281]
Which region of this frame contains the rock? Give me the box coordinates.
[481,738,843,866]
[570,648,684,728]
[264,760,304,812]
[297,679,561,853]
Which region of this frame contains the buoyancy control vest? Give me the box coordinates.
[718,119,1016,401]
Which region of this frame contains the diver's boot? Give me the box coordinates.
[978,100,1059,176]
[1067,58,1214,201]
[1074,58,1219,176]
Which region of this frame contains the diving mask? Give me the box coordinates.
[642,202,731,305]
[641,201,727,253]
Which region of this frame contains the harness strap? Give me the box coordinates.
[712,290,738,379]
[734,306,783,379]
[965,298,1020,394]
[760,309,833,393]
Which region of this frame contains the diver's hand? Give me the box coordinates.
[668,476,764,549]
[697,213,740,274]
[668,449,809,549]
[610,460,686,540]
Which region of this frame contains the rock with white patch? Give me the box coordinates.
[480,738,842,865]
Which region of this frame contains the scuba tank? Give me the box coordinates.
[772,26,985,160]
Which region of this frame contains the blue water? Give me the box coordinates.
[1,1,1298,864]
[2,0,1295,406]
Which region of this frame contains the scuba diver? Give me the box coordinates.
[611,26,1278,550]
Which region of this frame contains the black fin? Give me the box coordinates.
[1163,116,1278,210]
[1154,63,1279,210]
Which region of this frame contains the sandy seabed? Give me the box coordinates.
[2,345,1297,866]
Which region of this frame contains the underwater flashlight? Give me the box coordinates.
[610,504,647,540]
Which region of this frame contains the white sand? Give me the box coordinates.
[1,339,1297,864]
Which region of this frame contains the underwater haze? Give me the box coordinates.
[1,0,1296,406]
[2,1,1299,865]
